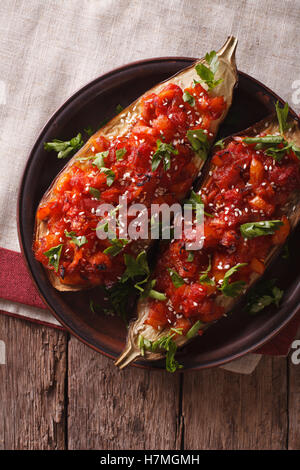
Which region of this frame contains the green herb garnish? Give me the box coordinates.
[92,151,109,170]
[115,104,124,113]
[44,244,63,272]
[186,320,204,339]
[101,168,115,187]
[243,127,300,162]
[44,133,84,159]
[84,126,94,137]
[186,129,209,160]
[183,91,195,106]
[184,190,213,219]
[199,255,215,285]
[282,243,289,259]
[219,263,248,297]
[195,50,223,90]
[240,220,283,239]
[243,135,284,145]
[142,279,167,301]
[64,230,87,247]
[199,274,215,285]
[275,101,289,135]
[167,268,185,288]
[89,187,101,199]
[214,138,225,149]
[121,250,149,287]
[151,140,178,172]
[116,148,127,161]
[106,280,132,324]
[246,279,283,315]
[103,238,129,257]
[138,333,183,373]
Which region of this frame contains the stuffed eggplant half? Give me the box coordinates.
[116,104,300,371]
[33,37,237,291]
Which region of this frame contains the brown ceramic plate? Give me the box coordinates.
[18,58,300,370]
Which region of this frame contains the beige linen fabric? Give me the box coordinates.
[0,0,299,370]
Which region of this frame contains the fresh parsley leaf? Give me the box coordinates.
[205,50,219,74]
[219,263,248,297]
[89,187,100,199]
[184,189,203,207]
[84,126,94,137]
[199,255,214,285]
[186,129,209,160]
[138,335,146,356]
[151,140,178,172]
[186,320,204,339]
[291,143,300,159]
[115,104,124,113]
[243,132,300,162]
[90,298,110,315]
[199,273,215,285]
[90,153,115,186]
[121,250,150,287]
[264,142,293,162]
[243,135,292,162]
[184,190,213,219]
[183,91,195,106]
[116,148,127,160]
[89,299,99,314]
[103,238,129,257]
[44,133,84,159]
[275,101,289,135]
[240,220,283,239]
[105,280,132,324]
[142,279,167,301]
[214,138,225,149]
[187,252,194,262]
[138,333,182,373]
[92,151,109,170]
[101,168,115,187]
[106,282,128,323]
[44,244,63,272]
[246,279,283,315]
[282,243,289,259]
[165,339,182,373]
[167,268,185,288]
[195,51,223,90]
[64,230,87,247]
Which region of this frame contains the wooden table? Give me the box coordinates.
[0,313,299,450]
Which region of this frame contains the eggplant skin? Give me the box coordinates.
[34,36,238,292]
[116,113,300,370]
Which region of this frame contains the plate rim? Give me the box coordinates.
[17,56,300,371]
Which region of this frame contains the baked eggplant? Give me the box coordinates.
[34,37,238,291]
[116,105,300,370]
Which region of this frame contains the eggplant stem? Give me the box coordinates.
[218,36,238,64]
[115,345,140,369]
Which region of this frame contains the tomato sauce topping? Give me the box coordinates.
[34,82,226,286]
[145,135,300,334]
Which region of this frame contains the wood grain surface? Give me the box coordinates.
[0,314,299,450]
[0,315,67,449]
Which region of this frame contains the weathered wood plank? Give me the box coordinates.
[182,356,287,450]
[68,337,181,450]
[288,361,300,449]
[288,330,300,450]
[0,314,67,450]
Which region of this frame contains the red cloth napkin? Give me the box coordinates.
[0,247,299,355]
